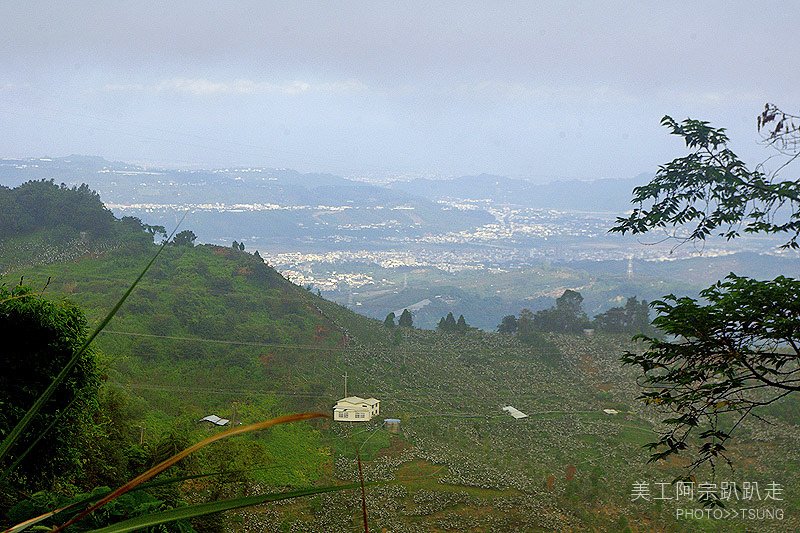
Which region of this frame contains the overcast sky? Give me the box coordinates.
[1,1,797,181]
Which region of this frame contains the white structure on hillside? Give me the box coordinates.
[199,414,229,426]
[392,299,431,317]
[334,396,381,422]
[502,405,528,419]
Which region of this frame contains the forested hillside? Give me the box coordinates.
[2,181,799,532]
[0,181,359,529]
[0,179,116,239]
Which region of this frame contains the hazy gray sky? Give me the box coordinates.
[1,1,797,181]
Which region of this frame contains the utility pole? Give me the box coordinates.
[138,426,145,446]
[343,371,348,397]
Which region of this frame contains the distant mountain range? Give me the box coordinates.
[1,156,650,212]
[1,155,413,206]
[0,156,492,245]
[389,172,653,212]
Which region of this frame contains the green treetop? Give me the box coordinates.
[398,309,413,328]
[0,286,101,488]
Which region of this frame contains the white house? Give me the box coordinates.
[333,396,380,422]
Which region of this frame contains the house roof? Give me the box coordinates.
[200,414,230,426]
[335,396,380,407]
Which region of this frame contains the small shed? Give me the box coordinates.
[502,406,529,419]
[384,418,401,433]
[333,396,381,422]
[200,414,229,426]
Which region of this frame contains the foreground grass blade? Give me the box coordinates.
[91,482,366,533]
[3,465,298,533]
[4,502,80,533]
[53,412,328,532]
[3,465,285,533]
[0,214,186,466]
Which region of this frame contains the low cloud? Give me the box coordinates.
[0,82,29,91]
[454,80,636,105]
[103,77,368,96]
[668,90,764,106]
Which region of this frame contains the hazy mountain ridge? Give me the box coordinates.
[1,156,413,205]
[0,156,496,245]
[0,156,653,212]
[389,172,654,211]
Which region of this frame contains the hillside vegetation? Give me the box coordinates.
[2,181,799,532]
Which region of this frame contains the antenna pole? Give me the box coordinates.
[343,371,348,397]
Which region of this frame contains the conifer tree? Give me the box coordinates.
[398,309,413,328]
[443,312,457,331]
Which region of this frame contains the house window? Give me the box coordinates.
[356,412,365,418]
[341,412,349,418]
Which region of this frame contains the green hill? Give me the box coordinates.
[2,180,799,532]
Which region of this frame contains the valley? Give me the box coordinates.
[1,179,798,531]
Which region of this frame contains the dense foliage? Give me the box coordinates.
[612,115,800,250]
[398,308,413,328]
[0,180,116,240]
[592,296,653,335]
[496,314,518,334]
[172,230,197,247]
[530,290,590,333]
[611,111,800,468]
[0,285,101,487]
[623,275,800,466]
[436,312,472,333]
[505,291,652,338]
